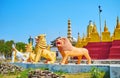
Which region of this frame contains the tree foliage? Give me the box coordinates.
[16,42,26,52]
[0,39,26,59]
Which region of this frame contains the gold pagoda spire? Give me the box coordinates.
[77,32,81,41]
[67,19,72,41]
[116,16,120,29]
[113,16,120,40]
[87,20,93,37]
[75,32,82,47]
[89,22,100,42]
[92,22,97,33]
[102,20,111,42]
[104,20,108,32]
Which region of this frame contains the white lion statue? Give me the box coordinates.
[11,44,32,63]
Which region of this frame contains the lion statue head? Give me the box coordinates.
[56,37,73,51]
[35,34,47,49]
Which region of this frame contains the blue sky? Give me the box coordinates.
[0,0,120,44]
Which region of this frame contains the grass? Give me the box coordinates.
[65,73,91,78]
[0,74,17,78]
[0,73,91,78]
[0,67,106,78]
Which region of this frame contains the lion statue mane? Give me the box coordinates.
[56,37,91,64]
[34,34,56,64]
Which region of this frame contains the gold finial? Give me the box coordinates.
[92,22,97,33]
[77,32,81,42]
[116,16,120,28]
[104,20,108,32]
[87,20,93,37]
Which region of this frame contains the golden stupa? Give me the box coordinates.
[75,16,120,47]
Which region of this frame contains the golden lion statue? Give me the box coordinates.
[56,37,91,64]
[12,34,56,64]
[34,34,56,64]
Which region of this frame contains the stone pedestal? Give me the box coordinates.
[110,65,120,78]
[11,63,120,78]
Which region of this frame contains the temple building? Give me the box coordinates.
[53,17,120,59]
[74,16,120,59]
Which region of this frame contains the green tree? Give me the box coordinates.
[5,40,14,58]
[0,40,5,45]
[0,40,26,59]
[0,39,5,54]
[16,42,26,52]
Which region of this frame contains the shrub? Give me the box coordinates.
[90,67,105,78]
